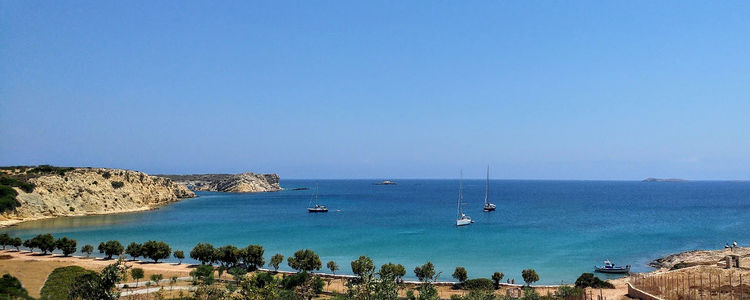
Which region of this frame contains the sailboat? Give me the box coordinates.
[483,166,496,212]
[456,171,473,226]
[307,183,328,213]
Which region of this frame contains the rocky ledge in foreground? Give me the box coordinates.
[0,166,195,227]
[158,172,281,193]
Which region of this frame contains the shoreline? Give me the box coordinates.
[0,205,168,228]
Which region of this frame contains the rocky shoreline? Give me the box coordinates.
[158,172,281,193]
[0,167,195,228]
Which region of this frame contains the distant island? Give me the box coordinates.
[642,177,689,182]
[158,173,281,193]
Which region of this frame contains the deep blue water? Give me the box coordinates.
[4,180,750,284]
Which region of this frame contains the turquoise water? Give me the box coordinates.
[4,180,750,284]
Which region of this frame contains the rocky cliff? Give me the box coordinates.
[160,172,281,193]
[0,167,195,227]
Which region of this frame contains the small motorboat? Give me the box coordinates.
[594,260,630,274]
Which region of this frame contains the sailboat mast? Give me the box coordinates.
[458,170,463,217]
[484,165,490,206]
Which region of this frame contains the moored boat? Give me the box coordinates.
[307,184,328,213]
[456,171,473,226]
[594,260,630,274]
[483,166,496,212]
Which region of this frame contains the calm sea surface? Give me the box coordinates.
[5,180,750,284]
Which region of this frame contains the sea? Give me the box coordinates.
[4,180,750,284]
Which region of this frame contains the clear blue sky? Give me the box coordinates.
[1,1,749,179]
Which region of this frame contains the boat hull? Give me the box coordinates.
[307,208,328,213]
[483,204,496,211]
[594,266,630,274]
[456,218,472,226]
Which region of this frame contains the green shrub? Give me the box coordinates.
[0,177,34,193]
[0,185,21,213]
[460,278,494,290]
[574,273,614,289]
[40,266,97,300]
[102,171,111,179]
[111,181,124,189]
[28,165,75,176]
[0,273,33,300]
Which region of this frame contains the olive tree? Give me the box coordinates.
[98,240,124,259]
[55,237,77,256]
[81,244,94,258]
[492,271,504,289]
[124,242,142,261]
[326,261,339,275]
[270,253,284,271]
[521,269,539,286]
[190,242,215,265]
[141,240,171,263]
[173,250,185,264]
[239,244,265,271]
[452,266,468,283]
[287,249,321,272]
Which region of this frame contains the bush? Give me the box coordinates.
[461,278,494,290]
[111,181,124,189]
[0,177,34,193]
[40,266,97,300]
[0,273,33,299]
[102,171,112,179]
[574,273,614,289]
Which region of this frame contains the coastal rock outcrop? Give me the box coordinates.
[159,173,281,193]
[0,167,195,226]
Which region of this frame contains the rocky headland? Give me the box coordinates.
[158,172,281,193]
[0,166,195,227]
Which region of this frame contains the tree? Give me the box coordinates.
[380,262,406,283]
[10,237,22,251]
[521,269,539,286]
[452,266,468,283]
[81,244,94,257]
[141,240,171,263]
[239,244,265,271]
[55,237,77,256]
[558,285,583,298]
[351,255,375,279]
[287,249,321,272]
[150,274,163,286]
[130,268,144,289]
[492,272,504,289]
[98,241,124,259]
[69,259,126,300]
[190,242,215,265]
[190,264,215,285]
[0,233,9,250]
[23,239,34,252]
[173,250,185,264]
[124,242,142,261]
[30,234,56,254]
[270,253,284,271]
[326,261,339,275]
[214,245,240,268]
[414,262,436,282]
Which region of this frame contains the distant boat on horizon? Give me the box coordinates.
[374,180,397,185]
[483,166,496,212]
[456,171,473,226]
[307,183,328,213]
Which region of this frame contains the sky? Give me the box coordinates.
[1,1,749,180]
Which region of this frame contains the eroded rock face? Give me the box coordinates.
[0,168,195,224]
[161,173,281,193]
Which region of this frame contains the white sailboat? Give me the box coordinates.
[483,166,496,212]
[307,183,328,213]
[456,171,473,226]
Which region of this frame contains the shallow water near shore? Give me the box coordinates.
[5,180,750,284]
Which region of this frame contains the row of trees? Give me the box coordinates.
[0,233,187,266]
